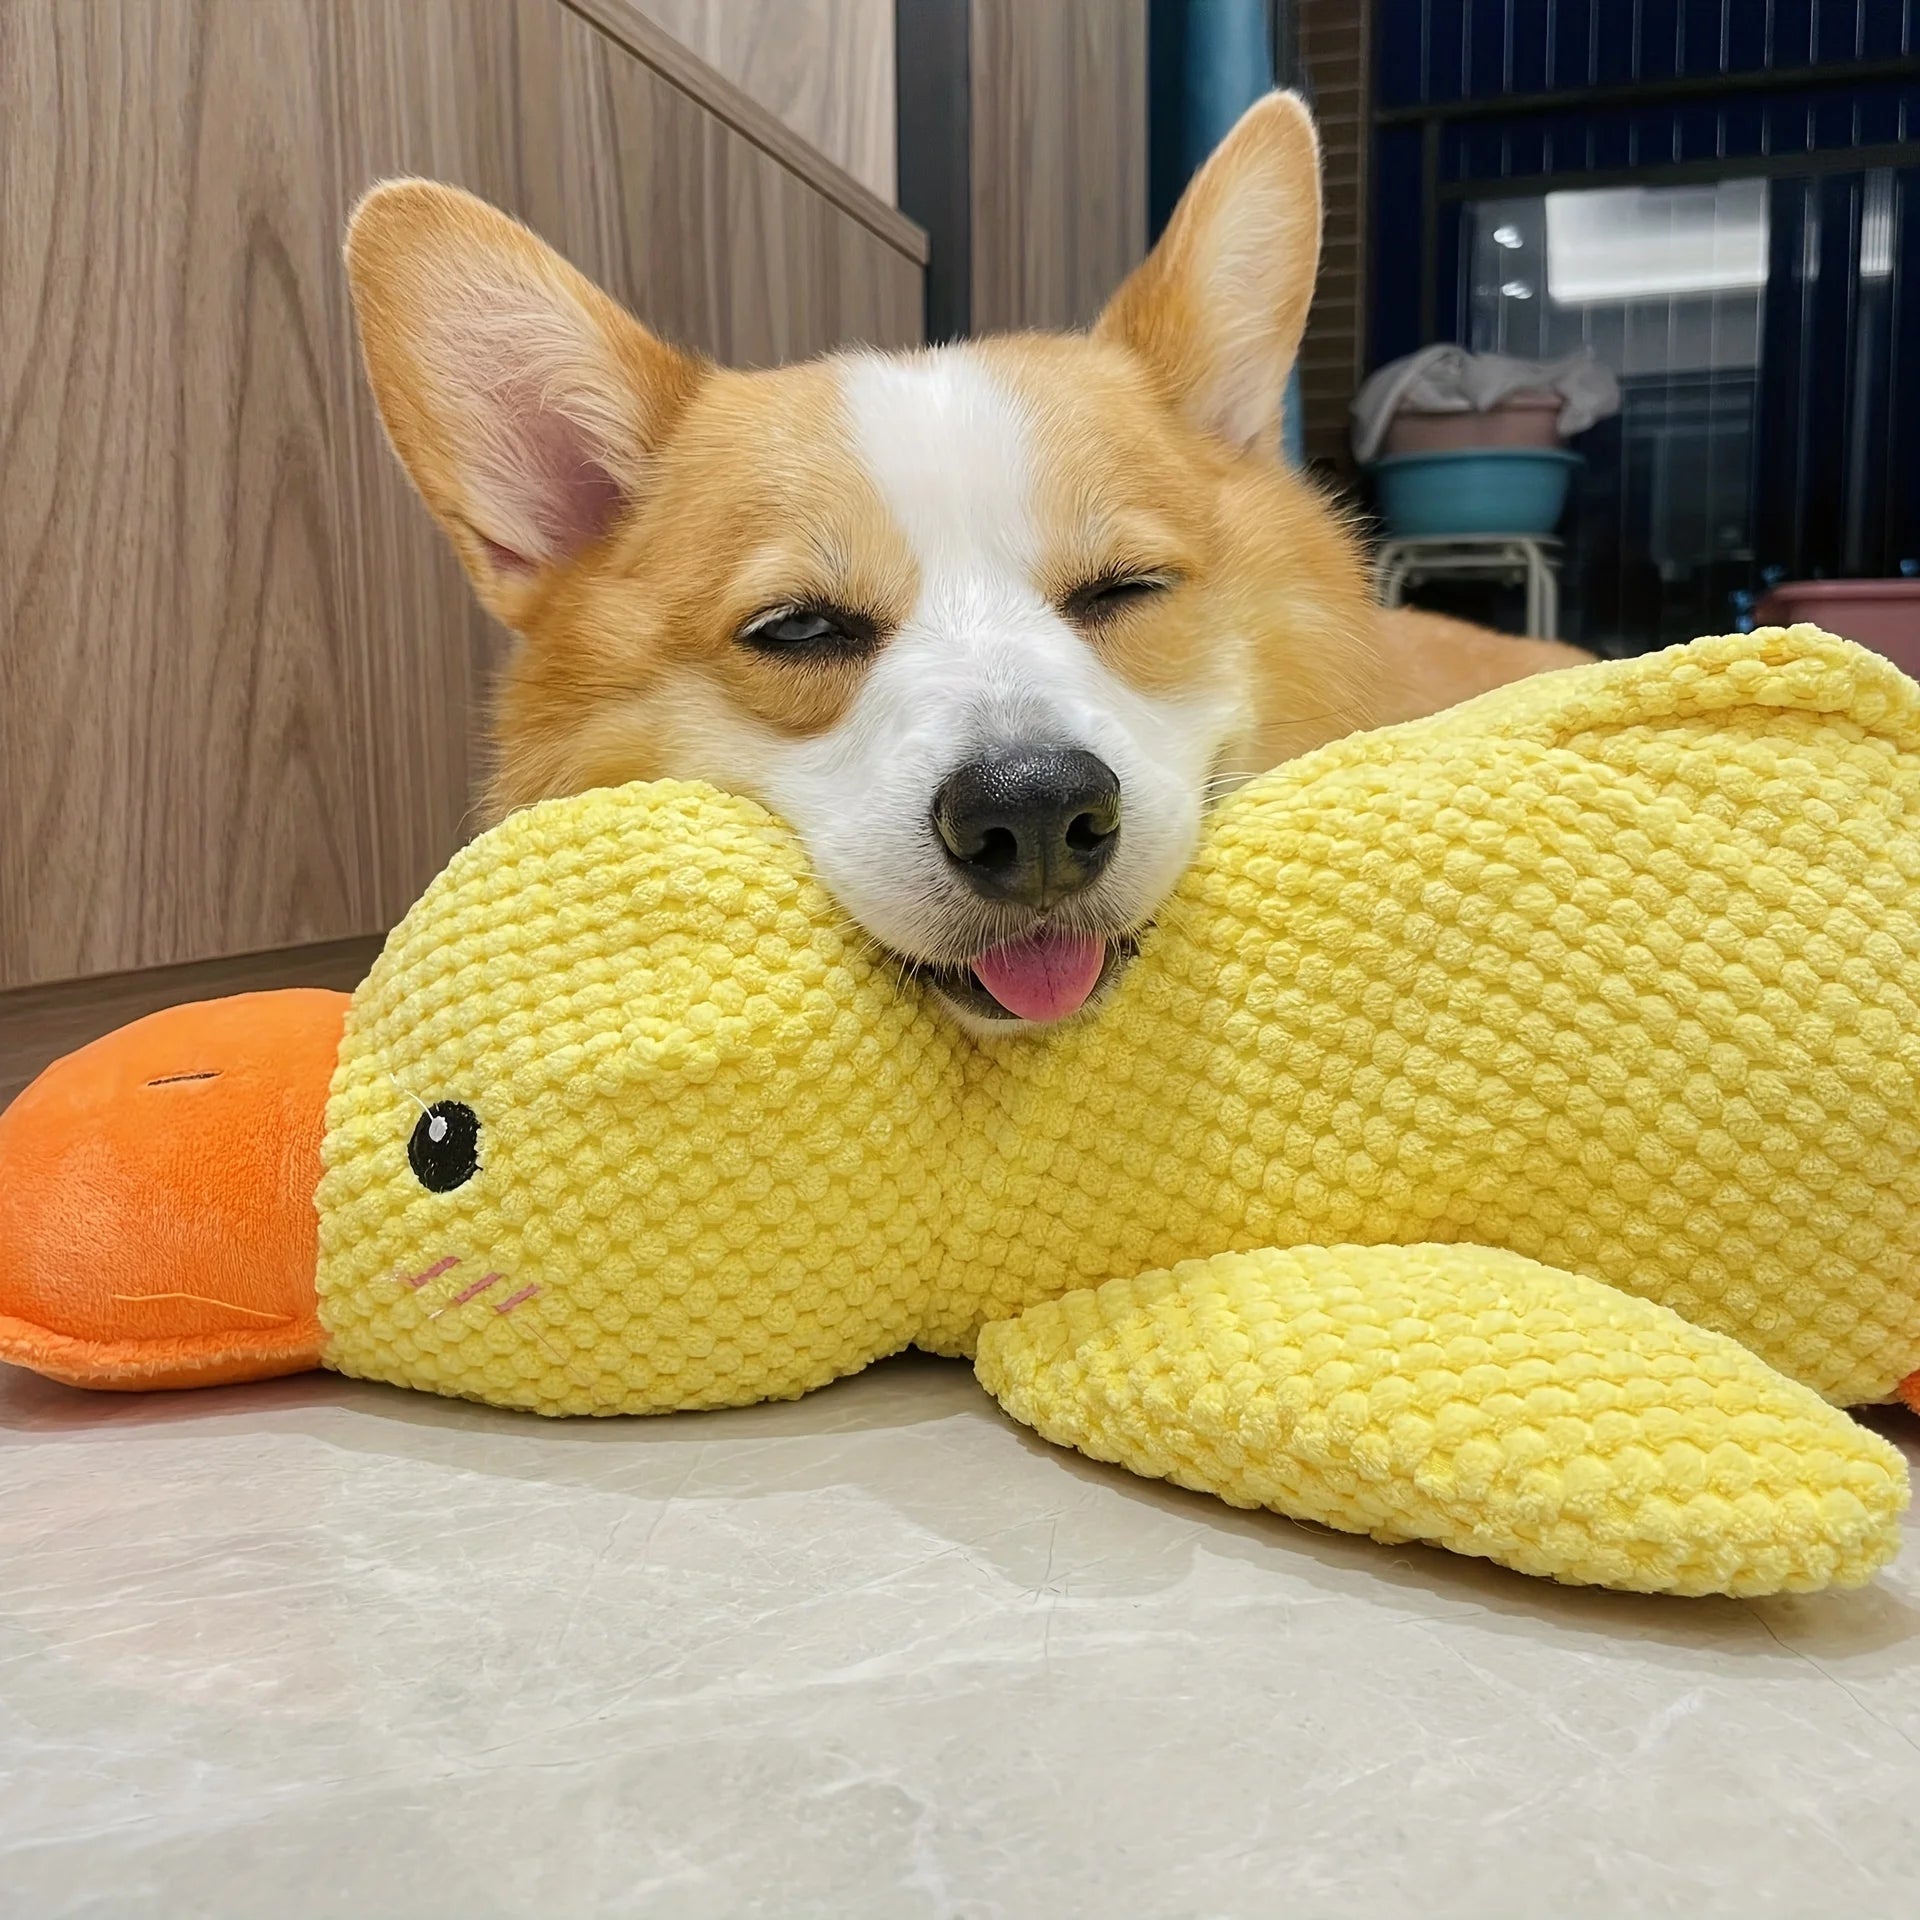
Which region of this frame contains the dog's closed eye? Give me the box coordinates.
[1061,573,1176,625]
[738,603,882,662]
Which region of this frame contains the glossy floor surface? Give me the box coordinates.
[5,1354,1920,1917]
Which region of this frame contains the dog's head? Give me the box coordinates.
[345,94,1372,1032]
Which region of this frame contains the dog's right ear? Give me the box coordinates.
[1094,93,1321,460]
[344,181,705,627]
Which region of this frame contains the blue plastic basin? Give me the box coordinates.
[1370,449,1582,538]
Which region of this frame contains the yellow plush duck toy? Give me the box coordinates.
[3,626,1917,1599]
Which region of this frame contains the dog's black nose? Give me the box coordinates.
[932,748,1121,907]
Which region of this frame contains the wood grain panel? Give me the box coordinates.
[564,0,921,257]
[1,0,924,993]
[968,0,1149,333]
[515,2,922,364]
[1,0,375,991]
[618,0,896,205]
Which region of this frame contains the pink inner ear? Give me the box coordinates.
[516,407,625,557]
[459,352,630,574]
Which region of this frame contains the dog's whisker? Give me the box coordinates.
[1145,899,1199,944]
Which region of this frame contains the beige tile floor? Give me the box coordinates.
[4,1352,1919,1918]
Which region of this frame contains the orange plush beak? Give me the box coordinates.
[0,990,346,1390]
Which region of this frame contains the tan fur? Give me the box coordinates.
[1094,93,1321,457]
[345,96,1590,846]
[344,182,707,627]
[485,361,924,808]
[985,331,1377,776]
[350,177,930,801]
[1367,608,1593,729]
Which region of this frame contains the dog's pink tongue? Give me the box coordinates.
[971,931,1106,1022]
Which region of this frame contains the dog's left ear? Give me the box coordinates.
[1095,92,1321,458]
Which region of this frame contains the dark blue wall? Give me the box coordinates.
[1377,0,1917,107]
[1366,0,1918,633]
[1373,1,1918,365]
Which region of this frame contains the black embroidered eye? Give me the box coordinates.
[408,1102,480,1192]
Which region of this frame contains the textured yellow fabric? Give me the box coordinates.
[975,1245,1903,1597]
[314,626,1920,1593]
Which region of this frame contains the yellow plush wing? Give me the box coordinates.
[975,1242,1909,1596]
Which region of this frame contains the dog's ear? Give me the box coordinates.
[344,180,705,626]
[1095,92,1321,459]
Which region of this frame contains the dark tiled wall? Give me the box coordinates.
[1375,0,1916,106]
[1298,0,1374,468]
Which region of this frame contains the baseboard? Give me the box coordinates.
[0,937,384,1114]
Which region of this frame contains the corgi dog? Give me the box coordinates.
[344,93,1587,1033]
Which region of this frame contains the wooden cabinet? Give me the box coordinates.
[0,0,923,1099]
[618,0,897,204]
[895,0,1149,341]
[969,0,1148,334]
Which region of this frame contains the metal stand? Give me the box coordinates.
[1376,535,1563,640]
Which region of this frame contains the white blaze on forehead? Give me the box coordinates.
[837,348,1040,576]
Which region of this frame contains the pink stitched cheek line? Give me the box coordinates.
[394,1259,539,1317]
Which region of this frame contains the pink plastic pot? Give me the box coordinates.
[1754,580,1920,678]
[1383,391,1565,457]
